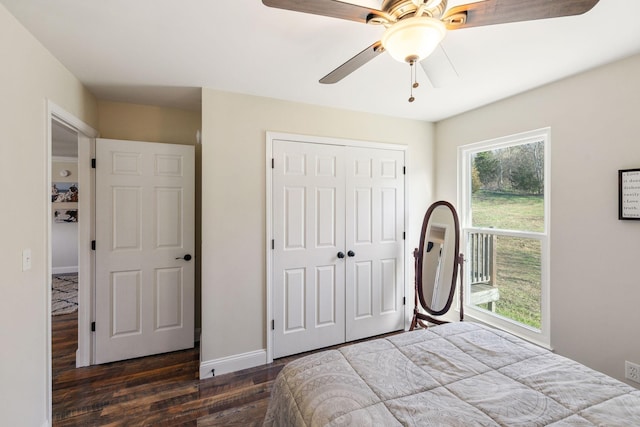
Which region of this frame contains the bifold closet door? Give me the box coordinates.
[272,139,405,358]
[272,140,346,358]
[344,147,405,341]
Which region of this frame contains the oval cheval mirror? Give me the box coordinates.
[411,200,464,329]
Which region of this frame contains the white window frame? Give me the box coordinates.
[458,128,551,348]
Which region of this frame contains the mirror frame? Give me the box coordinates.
[415,200,461,318]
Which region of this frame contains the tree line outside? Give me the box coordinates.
[472,141,544,196]
[469,141,545,329]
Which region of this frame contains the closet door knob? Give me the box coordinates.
[347,250,355,257]
[176,254,192,261]
[337,252,345,259]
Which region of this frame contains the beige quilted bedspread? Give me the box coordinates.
[264,322,640,426]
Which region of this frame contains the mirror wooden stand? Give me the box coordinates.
[410,201,464,330]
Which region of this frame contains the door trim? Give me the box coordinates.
[265,131,408,363]
[46,100,98,424]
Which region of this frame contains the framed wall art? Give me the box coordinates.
[54,209,78,223]
[52,182,79,203]
[619,169,640,220]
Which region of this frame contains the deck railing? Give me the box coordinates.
[468,232,499,311]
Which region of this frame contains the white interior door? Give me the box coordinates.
[271,139,405,358]
[95,138,195,364]
[272,140,346,358]
[345,147,405,341]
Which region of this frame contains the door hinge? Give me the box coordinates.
[271,319,275,330]
[91,158,96,169]
[403,232,405,240]
[403,297,406,306]
[91,322,96,332]
[91,240,96,251]
[271,158,274,169]
[272,239,274,250]
[403,166,406,175]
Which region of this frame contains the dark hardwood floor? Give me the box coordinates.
[53,312,284,426]
[52,312,402,426]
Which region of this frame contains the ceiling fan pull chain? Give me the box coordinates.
[408,59,418,103]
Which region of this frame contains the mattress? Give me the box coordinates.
[263,322,640,426]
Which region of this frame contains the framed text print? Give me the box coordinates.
[619,169,640,220]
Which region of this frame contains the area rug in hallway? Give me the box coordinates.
[52,273,78,315]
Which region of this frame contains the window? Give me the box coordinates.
[458,128,550,347]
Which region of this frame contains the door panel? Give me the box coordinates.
[316,188,336,247]
[381,188,398,242]
[156,188,183,248]
[95,138,194,364]
[273,141,345,358]
[156,267,183,329]
[316,265,337,325]
[345,147,405,341]
[284,187,305,249]
[284,268,305,332]
[112,270,141,336]
[112,186,141,250]
[354,188,372,243]
[354,261,373,318]
[380,258,398,313]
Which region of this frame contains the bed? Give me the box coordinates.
[263,322,640,426]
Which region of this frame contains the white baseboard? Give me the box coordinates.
[199,349,267,379]
[52,266,78,274]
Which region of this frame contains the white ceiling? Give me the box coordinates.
[3,0,640,121]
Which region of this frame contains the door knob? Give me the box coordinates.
[347,250,355,257]
[176,254,192,261]
[337,252,345,259]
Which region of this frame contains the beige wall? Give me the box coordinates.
[200,89,434,363]
[435,53,640,385]
[98,100,200,144]
[0,3,98,426]
[96,100,203,328]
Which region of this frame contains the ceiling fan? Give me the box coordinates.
[262,0,600,101]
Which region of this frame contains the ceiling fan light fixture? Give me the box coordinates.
[381,16,446,63]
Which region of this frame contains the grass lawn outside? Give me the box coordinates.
[469,190,544,329]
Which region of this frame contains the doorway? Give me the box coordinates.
[48,105,97,369]
[46,103,199,425]
[46,101,98,423]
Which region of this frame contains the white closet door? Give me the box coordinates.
[272,140,346,358]
[95,138,195,364]
[345,147,405,341]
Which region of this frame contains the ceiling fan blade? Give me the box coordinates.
[420,45,459,88]
[262,0,384,24]
[320,41,384,84]
[443,0,600,30]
